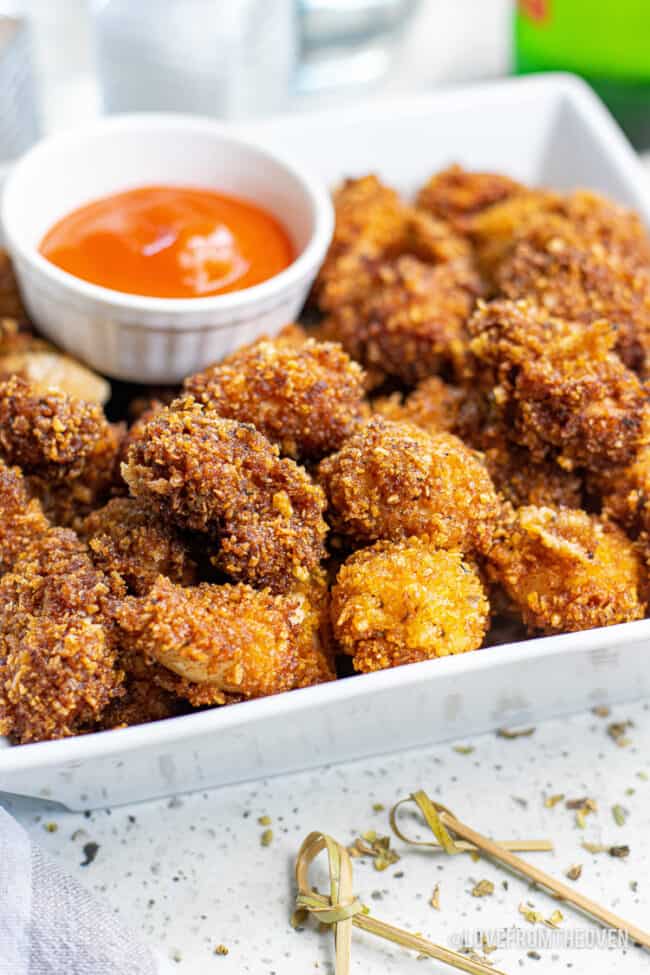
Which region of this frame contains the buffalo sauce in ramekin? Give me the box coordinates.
[39,184,294,298]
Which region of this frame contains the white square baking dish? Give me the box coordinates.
[2,73,650,810]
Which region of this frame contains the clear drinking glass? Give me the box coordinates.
[91,0,297,119]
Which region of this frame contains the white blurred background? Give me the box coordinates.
[0,1,511,142]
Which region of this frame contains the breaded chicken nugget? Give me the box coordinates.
[0,249,27,320]
[470,190,563,277]
[122,398,328,592]
[312,175,404,302]
[469,299,645,471]
[372,376,466,433]
[563,189,650,270]
[488,505,644,634]
[0,527,123,743]
[116,575,334,704]
[0,376,122,526]
[82,497,199,596]
[371,379,581,508]
[0,459,49,574]
[184,337,366,461]
[387,206,473,264]
[0,376,114,480]
[317,417,499,555]
[416,164,522,234]
[331,538,489,673]
[482,442,584,510]
[99,674,184,729]
[319,256,482,387]
[314,174,472,313]
[496,213,650,371]
[591,408,650,561]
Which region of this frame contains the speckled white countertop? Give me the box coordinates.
[3,699,649,973]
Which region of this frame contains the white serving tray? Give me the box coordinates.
[2,74,650,810]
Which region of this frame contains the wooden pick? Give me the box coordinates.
[390,796,553,853]
[295,831,509,975]
[397,793,650,951]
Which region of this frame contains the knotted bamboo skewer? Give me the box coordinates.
[295,830,508,975]
[390,791,650,951]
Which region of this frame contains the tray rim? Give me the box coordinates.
[2,616,650,774]
[2,71,650,776]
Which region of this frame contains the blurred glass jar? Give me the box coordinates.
[90,0,297,119]
[297,0,419,93]
[0,13,40,162]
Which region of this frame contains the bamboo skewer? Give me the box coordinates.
[392,792,650,951]
[438,809,650,950]
[295,831,508,975]
[390,800,553,854]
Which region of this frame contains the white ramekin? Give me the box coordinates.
[1,115,334,383]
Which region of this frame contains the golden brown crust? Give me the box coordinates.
[495,213,650,372]
[487,505,645,634]
[0,376,122,527]
[416,164,522,234]
[317,417,499,555]
[82,497,199,596]
[331,538,489,672]
[313,174,472,313]
[469,299,646,471]
[0,250,27,320]
[481,441,584,510]
[0,459,50,574]
[184,337,366,460]
[121,398,328,592]
[469,190,563,278]
[0,528,123,743]
[319,255,482,387]
[372,376,467,434]
[115,575,334,703]
[0,376,114,479]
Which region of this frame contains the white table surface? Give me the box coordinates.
[3,698,649,973]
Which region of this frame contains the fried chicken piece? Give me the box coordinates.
[312,175,404,303]
[470,190,563,278]
[122,398,328,592]
[469,299,646,471]
[313,174,472,311]
[387,206,473,264]
[589,404,650,540]
[184,337,366,461]
[482,441,584,510]
[0,459,50,575]
[0,320,110,403]
[115,575,334,704]
[372,377,584,508]
[563,189,650,270]
[82,497,199,597]
[98,648,185,729]
[319,256,482,387]
[488,505,645,634]
[0,376,122,526]
[495,213,650,371]
[416,164,523,234]
[0,527,123,743]
[373,376,470,435]
[331,538,489,673]
[0,376,114,479]
[317,417,499,555]
[0,250,27,320]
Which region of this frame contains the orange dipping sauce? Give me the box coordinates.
[39,184,294,299]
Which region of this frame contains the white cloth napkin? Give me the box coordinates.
[0,804,160,975]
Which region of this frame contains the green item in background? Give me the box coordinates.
[514,0,650,149]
